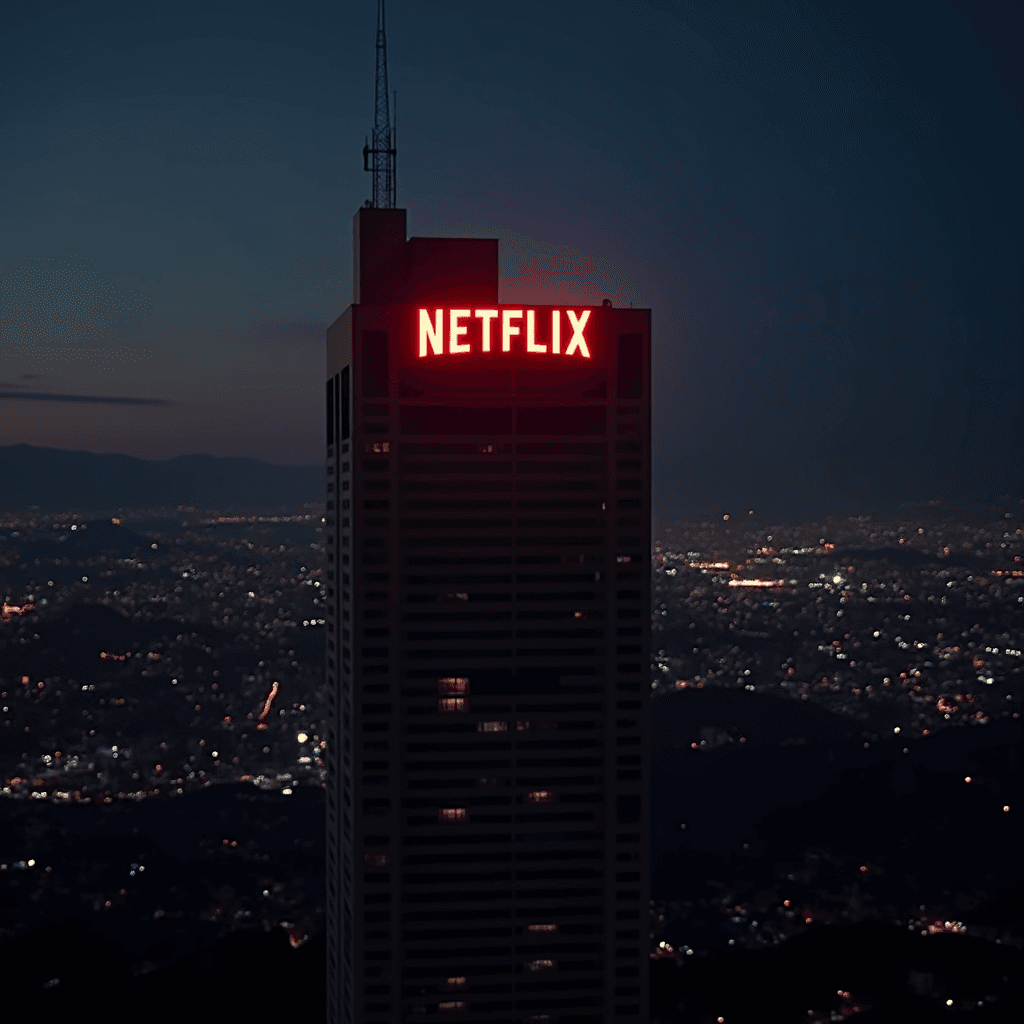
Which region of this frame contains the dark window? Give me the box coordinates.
[616,794,641,825]
[340,367,350,440]
[517,443,607,455]
[517,406,605,436]
[617,334,643,398]
[363,331,389,397]
[327,378,335,446]
[401,406,513,436]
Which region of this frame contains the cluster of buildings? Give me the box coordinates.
[651,511,1023,738]
[0,510,329,803]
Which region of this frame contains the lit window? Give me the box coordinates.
[445,977,467,989]
[438,698,467,713]
[526,959,556,972]
[365,441,391,453]
[439,1002,466,1012]
[617,554,631,563]
[517,720,554,731]
[477,721,507,732]
[363,852,389,867]
[527,790,557,804]
[438,807,468,822]
[528,923,558,933]
[438,677,469,695]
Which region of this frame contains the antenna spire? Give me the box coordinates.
[363,0,396,208]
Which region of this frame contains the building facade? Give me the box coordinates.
[326,206,651,1024]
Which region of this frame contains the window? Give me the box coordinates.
[478,720,508,732]
[528,923,558,934]
[326,378,335,446]
[438,1002,466,1012]
[616,795,641,825]
[438,808,468,822]
[617,334,643,398]
[438,678,469,695]
[365,441,391,453]
[517,406,605,436]
[438,698,467,713]
[364,852,389,867]
[527,790,557,804]
[340,367,350,440]
[402,406,512,436]
[363,331,389,397]
[526,959,556,972]
[445,977,467,990]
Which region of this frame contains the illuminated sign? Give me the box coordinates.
[418,308,592,358]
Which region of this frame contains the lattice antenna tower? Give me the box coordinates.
[363,0,397,208]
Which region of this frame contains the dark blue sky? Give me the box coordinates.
[1,0,1020,518]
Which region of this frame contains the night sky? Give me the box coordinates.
[1,0,1020,519]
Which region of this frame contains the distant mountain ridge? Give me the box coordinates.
[0,445,325,513]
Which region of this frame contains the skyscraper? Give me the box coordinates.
[325,206,651,1024]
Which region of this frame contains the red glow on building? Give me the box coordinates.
[417,307,592,358]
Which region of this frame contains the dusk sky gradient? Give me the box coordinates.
[1,0,1021,518]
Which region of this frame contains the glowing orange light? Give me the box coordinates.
[438,807,467,822]
[438,677,468,695]
[477,720,507,732]
[526,959,555,972]
[438,697,467,713]
[257,681,279,724]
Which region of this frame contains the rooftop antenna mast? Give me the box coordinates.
[363,0,396,208]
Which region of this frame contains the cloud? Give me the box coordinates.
[0,256,153,369]
[0,391,180,406]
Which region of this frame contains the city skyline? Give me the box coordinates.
[2,0,1021,522]
[1,5,1021,1018]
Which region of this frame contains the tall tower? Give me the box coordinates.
[325,12,651,1024]
[363,0,396,210]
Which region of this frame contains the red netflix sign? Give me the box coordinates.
[417,308,592,359]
